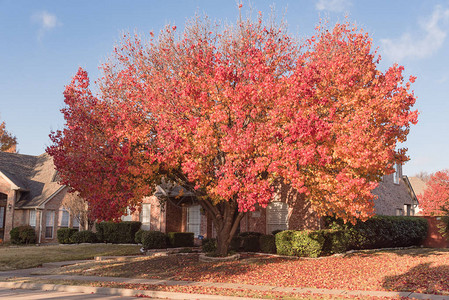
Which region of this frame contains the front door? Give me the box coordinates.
[0,193,7,241]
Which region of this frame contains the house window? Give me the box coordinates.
[121,207,132,222]
[187,205,201,238]
[72,215,80,230]
[140,204,151,230]
[0,207,4,230]
[29,210,36,228]
[266,202,289,234]
[404,204,412,216]
[59,209,69,228]
[45,211,55,238]
[393,163,400,185]
[395,208,403,216]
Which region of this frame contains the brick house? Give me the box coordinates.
[0,151,83,243]
[0,150,419,244]
[124,163,418,241]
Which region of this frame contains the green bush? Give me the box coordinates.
[135,229,145,244]
[141,231,167,249]
[10,225,36,245]
[233,232,262,252]
[95,221,141,244]
[230,236,241,251]
[201,238,217,253]
[275,230,324,257]
[241,234,260,252]
[238,231,263,238]
[167,232,194,247]
[326,216,428,250]
[259,234,276,253]
[275,230,295,256]
[321,229,349,255]
[70,230,97,243]
[57,228,78,244]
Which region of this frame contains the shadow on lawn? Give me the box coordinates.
[346,247,449,258]
[382,262,449,294]
[69,253,290,281]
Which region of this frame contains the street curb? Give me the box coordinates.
[0,281,264,300]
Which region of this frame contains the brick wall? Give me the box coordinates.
[39,188,68,243]
[372,170,414,216]
[420,216,449,248]
[240,182,322,235]
[165,200,183,233]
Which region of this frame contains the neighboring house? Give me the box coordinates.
[407,176,427,216]
[0,151,82,243]
[372,163,419,217]
[124,163,419,242]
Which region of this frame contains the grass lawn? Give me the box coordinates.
[0,243,141,270]
[42,248,449,296]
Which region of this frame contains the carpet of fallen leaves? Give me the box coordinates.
[29,279,407,300]
[55,248,449,295]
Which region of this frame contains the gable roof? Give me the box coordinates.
[408,176,427,198]
[0,151,65,208]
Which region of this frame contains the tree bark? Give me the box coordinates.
[200,199,244,256]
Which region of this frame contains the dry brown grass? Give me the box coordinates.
[0,243,141,270]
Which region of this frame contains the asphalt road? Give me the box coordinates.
[0,287,143,299]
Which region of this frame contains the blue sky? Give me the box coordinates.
[1,0,448,176]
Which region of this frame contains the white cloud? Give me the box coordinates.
[32,11,61,40]
[381,5,449,62]
[315,0,351,13]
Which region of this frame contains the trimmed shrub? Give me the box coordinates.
[10,225,36,245]
[275,230,324,257]
[321,229,350,255]
[326,216,428,250]
[141,231,167,249]
[238,231,263,238]
[95,221,141,244]
[201,238,217,253]
[167,232,194,247]
[71,230,97,243]
[230,236,242,251]
[275,230,295,256]
[57,228,78,244]
[234,231,262,252]
[241,235,260,252]
[259,234,276,253]
[135,229,145,244]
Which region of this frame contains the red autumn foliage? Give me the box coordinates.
[418,170,449,216]
[47,14,417,255]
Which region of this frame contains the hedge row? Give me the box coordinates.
[135,230,194,249]
[276,216,429,257]
[95,221,142,244]
[202,231,276,254]
[57,228,98,244]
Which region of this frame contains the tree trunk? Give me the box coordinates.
[200,200,244,256]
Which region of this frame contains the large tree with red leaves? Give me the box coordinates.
[47,14,417,255]
[418,170,449,216]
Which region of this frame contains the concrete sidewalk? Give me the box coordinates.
[1,260,449,300]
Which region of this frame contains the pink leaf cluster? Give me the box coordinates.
[418,170,449,216]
